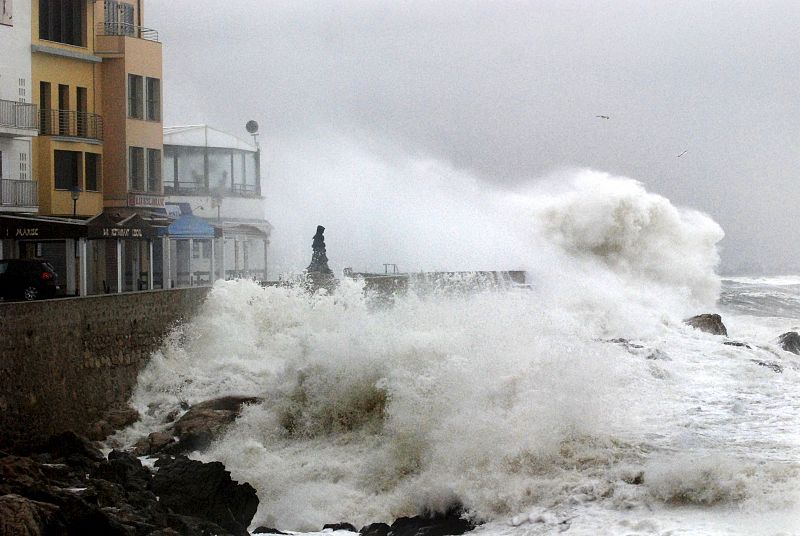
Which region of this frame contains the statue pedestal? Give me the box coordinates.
[304,271,337,293]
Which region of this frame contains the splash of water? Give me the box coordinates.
[118,169,799,534]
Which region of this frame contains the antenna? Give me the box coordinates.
[245,120,259,146]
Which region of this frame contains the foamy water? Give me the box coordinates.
[118,172,800,535]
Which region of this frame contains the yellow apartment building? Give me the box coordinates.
[31,0,163,218]
[32,0,105,217]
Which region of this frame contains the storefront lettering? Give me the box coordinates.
[15,228,39,237]
[101,228,143,238]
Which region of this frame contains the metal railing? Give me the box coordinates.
[0,179,39,207]
[0,99,38,131]
[96,22,159,42]
[164,181,260,197]
[230,183,259,196]
[40,109,104,140]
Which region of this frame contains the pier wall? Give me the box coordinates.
[0,287,211,447]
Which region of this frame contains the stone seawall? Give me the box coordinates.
[0,287,211,447]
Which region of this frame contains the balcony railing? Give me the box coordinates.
[0,99,38,131]
[40,109,104,140]
[0,179,39,208]
[96,22,159,42]
[164,181,261,197]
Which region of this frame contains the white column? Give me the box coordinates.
[116,239,123,293]
[188,238,194,286]
[65,239,76,296]
[78,238,88,297]
[162,236,170,289]
[209,239,215,283]
[219,237,226,280]
[264,240,269,281]
[148,240,154,290]
[133,241,141,291]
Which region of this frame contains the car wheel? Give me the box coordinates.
[23,286,39,301]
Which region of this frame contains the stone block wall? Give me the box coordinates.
[0,287,211,447]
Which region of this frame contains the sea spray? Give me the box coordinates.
[118,171,800,534]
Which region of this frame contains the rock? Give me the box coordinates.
[254,527,288,535]
[92,451,151,494]
[387,508,475,536]
[323,522,358,532]
[87,407,142,441]
[645,349,671,361]
[723,341,751,349]
[685,314,728,336]
[751,360,783,373]
[0,494,60,536]
[152,456,258,536]
[360,522,391,536]
[41,431,105,464]
[132,431,176,456]
[169,396,262,453]
[777,332,800,355]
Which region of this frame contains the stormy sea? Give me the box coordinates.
[115,172,800,536]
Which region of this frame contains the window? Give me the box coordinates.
[39,0,85,46]
[85,153,100,191]
[129,147,144,191]
[128,75,143,119]
[54,150,80,190]
[104,0,134,35]
[1,0,12,27]
[147,149,161,192]
[192,241,201,259]
[146,78,161,121]
[0,150,3,178]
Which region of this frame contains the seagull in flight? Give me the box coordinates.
[676,149,688,158]
[596,115,610,119]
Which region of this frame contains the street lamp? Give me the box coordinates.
[69,185,82,217]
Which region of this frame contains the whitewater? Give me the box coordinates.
[116,170,800,535]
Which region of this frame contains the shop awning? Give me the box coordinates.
[86,212,157,239]
[0,214,86,240]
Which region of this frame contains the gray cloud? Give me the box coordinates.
[150,0,800,274]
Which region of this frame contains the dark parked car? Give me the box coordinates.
[0,259,61,301]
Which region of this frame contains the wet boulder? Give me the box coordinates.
[169,396,262,453]
[323,522,358,532]
[132,431,176,456]
[152,455,258,536]
[360,523,391,536]
[385,507,475,536]
[777,331,800,355]
[0,494,60,536]
[685,314,728,336]
[87,407,142,441]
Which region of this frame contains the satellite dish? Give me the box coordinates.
[245,120,259,134]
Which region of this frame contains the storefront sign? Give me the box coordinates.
[1,215,85,240]
[14,227,39,238]
[100,227,144,238]
[128,194,165,208]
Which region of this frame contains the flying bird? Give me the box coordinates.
[676,150,688,158]
[596,115,610,119]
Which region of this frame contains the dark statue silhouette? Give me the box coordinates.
[306,225,333,274]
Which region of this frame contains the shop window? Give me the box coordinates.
[146,78,161,121]
[147,148,161,192]
[39,0,85,46]
[129,147,144,191]
[85,153,101,191]
[128,74,143,119]
[54,150,80,190]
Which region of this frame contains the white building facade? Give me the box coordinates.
[162,125,272,283]
[0,0,38,216]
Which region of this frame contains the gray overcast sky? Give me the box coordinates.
[149,1,800,275]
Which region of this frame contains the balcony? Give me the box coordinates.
[40,109,104,141]
[96,22,159,42]
[0,100,38,137]
[0,179,39,209]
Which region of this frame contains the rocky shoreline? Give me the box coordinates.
[0,431,476,536]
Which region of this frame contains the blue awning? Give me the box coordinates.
[159,214,217,238]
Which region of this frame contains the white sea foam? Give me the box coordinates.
[119,170,800,535]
